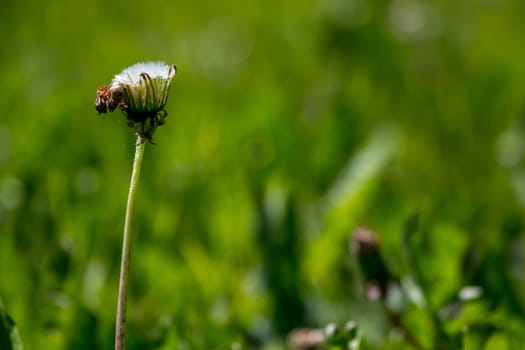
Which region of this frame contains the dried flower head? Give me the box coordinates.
[95,61,177,143]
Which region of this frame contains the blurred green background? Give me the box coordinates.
[2,0,525,349]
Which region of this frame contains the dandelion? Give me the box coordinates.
[96,61,177,143]
[95,61,177,350]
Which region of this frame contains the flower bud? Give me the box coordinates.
[95,61,177,143]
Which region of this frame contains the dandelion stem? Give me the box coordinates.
[115,135,146,350]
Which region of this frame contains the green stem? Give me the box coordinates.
[115,136,146,350]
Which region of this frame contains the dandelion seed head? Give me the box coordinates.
[111,62,176,89]
[95,61,177,143]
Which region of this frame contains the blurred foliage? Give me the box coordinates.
[1,0,525,349]
[0,298,22,350]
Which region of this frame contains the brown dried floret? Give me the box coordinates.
[95,86,114,114]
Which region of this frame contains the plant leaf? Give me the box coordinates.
[0,298,23,350]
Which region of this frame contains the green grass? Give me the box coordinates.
[1,0,525,348]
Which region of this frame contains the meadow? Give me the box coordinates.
[1,0,525,348]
